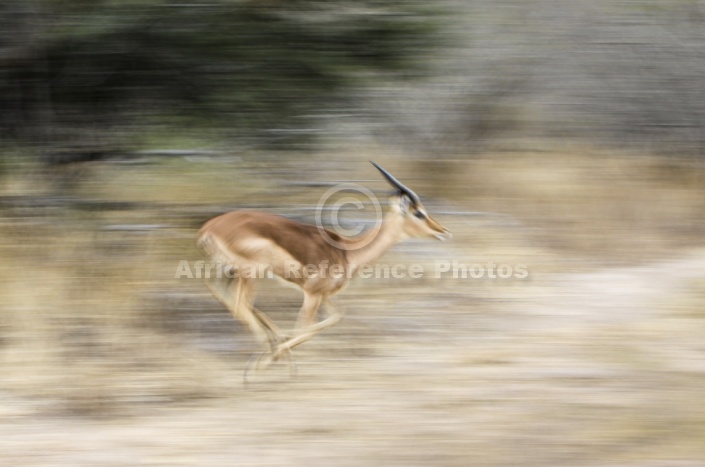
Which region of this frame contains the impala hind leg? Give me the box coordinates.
[246,291,325,374]
[205,275,294,373]
[205,276,266,343]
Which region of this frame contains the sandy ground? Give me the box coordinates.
[2,246,704,466]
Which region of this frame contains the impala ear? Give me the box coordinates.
[391,193,412,215]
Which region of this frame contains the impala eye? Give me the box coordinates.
[414,210,426,219]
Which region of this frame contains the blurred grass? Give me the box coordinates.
[436,147,705,261]
[1,146,705,463]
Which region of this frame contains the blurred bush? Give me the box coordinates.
[4,1,705,158]
[0,1,436,151]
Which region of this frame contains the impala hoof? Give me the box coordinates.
[243,350,297,386]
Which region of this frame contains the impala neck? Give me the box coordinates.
[346,211,407,273]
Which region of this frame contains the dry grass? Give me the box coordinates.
[420,147,705,261]
[1,146,705,464]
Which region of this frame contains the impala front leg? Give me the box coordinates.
[273,296,343,361]
[245,291,323,379]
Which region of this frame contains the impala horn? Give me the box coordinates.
[370,161,421,205]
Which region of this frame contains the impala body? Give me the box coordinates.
[197,162,450,379]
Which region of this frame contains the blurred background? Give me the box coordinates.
[2,1,705,465]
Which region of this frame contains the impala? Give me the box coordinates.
[197,161,451,380]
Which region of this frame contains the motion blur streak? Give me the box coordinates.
[1,1,705,465]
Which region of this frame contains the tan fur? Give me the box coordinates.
[197,172,451,380]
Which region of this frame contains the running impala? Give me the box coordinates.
[197,162,451,380]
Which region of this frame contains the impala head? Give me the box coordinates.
[371,161,452,241]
